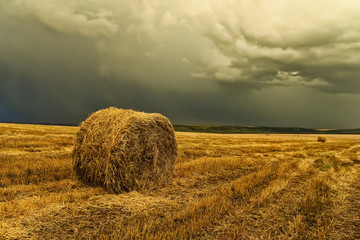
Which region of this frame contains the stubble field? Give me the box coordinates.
[0,123,359,239]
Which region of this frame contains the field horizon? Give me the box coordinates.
[2,122,360,135]
[1,122,360,239]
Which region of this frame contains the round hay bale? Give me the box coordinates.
[72,107,177,193]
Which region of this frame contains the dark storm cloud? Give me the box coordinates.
[187,0,360,93]
[1,0,360,128]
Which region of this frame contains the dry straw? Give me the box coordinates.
[72,107,177,193]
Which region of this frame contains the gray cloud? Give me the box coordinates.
[1,0,360,128]
[186,0,360,92]
[3,0,118,37]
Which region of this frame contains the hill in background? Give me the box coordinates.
[174,125,360,134]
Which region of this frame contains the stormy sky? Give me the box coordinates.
[1,0,360,128]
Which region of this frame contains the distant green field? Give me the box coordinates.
[174,125,360,134]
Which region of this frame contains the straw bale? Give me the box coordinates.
[72,107,177,193]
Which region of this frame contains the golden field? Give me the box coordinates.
[0,123,359,239]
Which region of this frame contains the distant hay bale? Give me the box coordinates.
[72,107,177,193]
[317,136,326,143]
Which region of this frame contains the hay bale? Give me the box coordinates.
[72,107,177,193]
[317,136,326,143]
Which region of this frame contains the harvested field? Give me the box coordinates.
[0,123,359,239]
